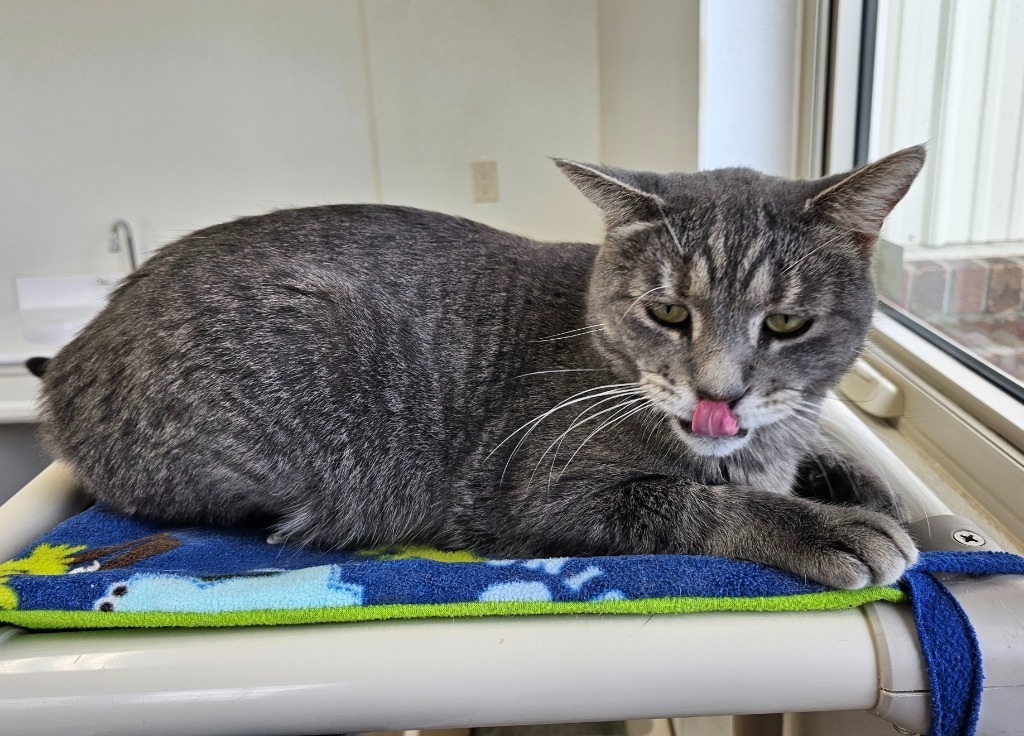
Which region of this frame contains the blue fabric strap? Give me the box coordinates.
[903,551,1024,736]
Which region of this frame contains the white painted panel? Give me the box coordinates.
[0,0,377,315]
[1012,80,1024,241]
[880,0,942,248]
[597,0,699,173]
[363,0,603,244]
[698,0,802,177]
[827,0,864,175]
[873,0,1024,250]
[970,0,1024,243]
[928,0,993,245]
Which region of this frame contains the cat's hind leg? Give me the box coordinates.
[266,481,441,552]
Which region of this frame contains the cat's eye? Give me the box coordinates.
[648,303,690,326]
[764,314,811,337]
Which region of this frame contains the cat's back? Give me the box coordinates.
[138,203,539,284]
[38,203,598,536]
[52,203,560,367]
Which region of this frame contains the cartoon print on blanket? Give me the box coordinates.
[0,544,86,609]
[93,566,364,613]
[0,504,910,626]
[480,558,625,602]
[1,532,181,610]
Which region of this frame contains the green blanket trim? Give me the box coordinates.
[0,587,905,629]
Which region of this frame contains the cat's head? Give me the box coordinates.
[556,146,925,458]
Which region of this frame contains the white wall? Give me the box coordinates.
[597,0,700,173]
[0,0,805,320]
[0,0,377,314]
[698,0,802,177]
[0,0,614,317]
[362,0,603,243]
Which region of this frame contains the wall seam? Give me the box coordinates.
[356,0,383,203]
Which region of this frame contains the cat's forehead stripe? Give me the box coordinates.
[691,234,719,285]
[744,259,775,304]
[736,233,765,277]
[708,211,728,272]
[734,237,771,296]
[660,260,674,295]
[782,274,804,307]
[686,251,713,298]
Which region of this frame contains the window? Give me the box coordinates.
[831,0,1024,549]
[867,0,1024,389]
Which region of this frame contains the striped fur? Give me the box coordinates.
[39,147,925,588]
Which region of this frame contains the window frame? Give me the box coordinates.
[826,0,1024,547]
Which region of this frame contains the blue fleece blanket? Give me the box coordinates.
[0,503,906,626]
[2,504,1023,736]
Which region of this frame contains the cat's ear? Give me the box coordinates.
[554,159,665,227]
[806,145,926,253]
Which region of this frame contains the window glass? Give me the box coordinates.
[868,0,1024,383]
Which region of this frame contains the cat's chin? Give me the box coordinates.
[674,418,752,458]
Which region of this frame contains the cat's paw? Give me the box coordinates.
[793,505,918,589]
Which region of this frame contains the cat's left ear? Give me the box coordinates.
[807,145,926,253]
[554,160,665,227]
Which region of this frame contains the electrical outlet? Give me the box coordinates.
[471,160,499,203]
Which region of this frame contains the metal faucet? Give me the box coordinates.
[109,220,138,271]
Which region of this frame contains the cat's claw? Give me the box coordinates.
[796,506,918,589]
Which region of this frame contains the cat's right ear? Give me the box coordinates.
[554,159,665,227]
[806,145,926,253]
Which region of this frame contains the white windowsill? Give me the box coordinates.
[855,311,1024,552]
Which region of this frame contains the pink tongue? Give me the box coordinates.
[691,400,739,438]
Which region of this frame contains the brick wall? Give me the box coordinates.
[894,257,1024,317]
[883,256,1024,379]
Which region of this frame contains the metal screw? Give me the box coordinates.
[952,529,986,547]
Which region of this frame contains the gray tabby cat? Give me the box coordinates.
[37,146,925,589]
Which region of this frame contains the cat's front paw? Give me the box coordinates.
[792,505,918,589]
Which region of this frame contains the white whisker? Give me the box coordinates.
[487,381,641,455]
[642,405,663,450]
[532,325,606,342]
[545,394,648,469]
[486,383,644,480]
[780,232,848,278]
[618,285,671,325]
[534,323,606,340]
[656,202,685,256]
[557,400,655,482]
[789,399,824,412]
[514,368,612,379]
[527,395,649,491]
